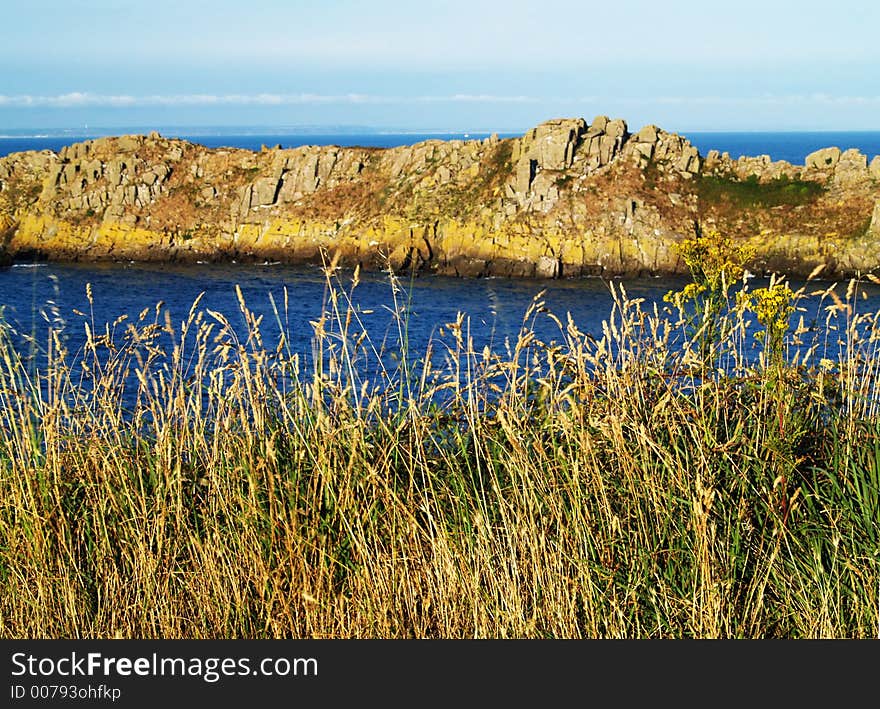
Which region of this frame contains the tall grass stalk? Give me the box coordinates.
[0,265,877,638]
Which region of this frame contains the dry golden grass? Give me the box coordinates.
[0,263,878,638]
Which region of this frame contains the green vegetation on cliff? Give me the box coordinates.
[696,173,826,209]
[1,116,877,277]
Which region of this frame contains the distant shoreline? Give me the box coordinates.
[3,129,880,164]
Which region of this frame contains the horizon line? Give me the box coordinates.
[3,125,880,138]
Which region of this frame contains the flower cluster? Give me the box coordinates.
[663,282,706,308]
[678,229,755,295]
[738,282,796,356]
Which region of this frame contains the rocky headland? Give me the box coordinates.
[1,116,879,278]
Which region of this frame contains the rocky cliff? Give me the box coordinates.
[1,117,879,278]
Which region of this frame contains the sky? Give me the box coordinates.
[2,0,879,133]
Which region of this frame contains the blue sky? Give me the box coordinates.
[2,0,879,132]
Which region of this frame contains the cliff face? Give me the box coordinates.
[1,117,879,278]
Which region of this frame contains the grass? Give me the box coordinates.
[696,173,826,209]
[0,261,878,638]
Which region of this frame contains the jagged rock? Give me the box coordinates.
[870,201,880,236]
[529,172,560,208]
[107,159,127,187]
[115,135,142,153]
[516,118,586,171]
[623,126,661,166]
[251,177,281,207]
[87,192,104,210]
[629,141,654,162]
[536,255,560,278]
[508,118,587,208]
[390,152,409,179]
[703,149,734,174]
[1,117,879,279]
[598,136,618,165]
[605,119,628,139]
[40,165,63,200]
[642,131,702,176]
[590,115,609,133]
[634,125,659,143]
[515,159,536,195]
[839,148,868,170]
[82,159,102,181]
[834,149,871,187]
[576,118,629,172]
[288,153,320,193]
[806,147,841,169]
[317,152,337,183]
[731,155,797,182]
[103,204,124,220]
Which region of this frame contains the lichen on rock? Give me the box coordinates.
[0,118,878,279]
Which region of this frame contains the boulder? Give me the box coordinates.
[834,149,870,187]
[82,159,102,181]
[317,152,338,183]
[518,118,586,171]
[509,118,585,203]
[630,142,654,160]
[805,147,841,169]
[106,159,127,187]
[605,119,628,139]
[528,172,560,207]
[536,255,560,278]
[115,135,142,153]
[598,135,618,165]
[515,159,536,195]
[250,177,281,207]
[675,145,701,175]
[634,125,659,143]
[590,115,609,133]
[870,201,880,236]
[838,148,867,170]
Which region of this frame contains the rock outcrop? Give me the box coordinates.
[1,116,878,278]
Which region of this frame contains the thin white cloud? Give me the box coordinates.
[647,94,880,106]
[0,92,546,108]
[417,94,540,104]
[3,92,879,110]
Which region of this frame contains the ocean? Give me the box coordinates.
[0,131,518,159]
[2,130,880,164]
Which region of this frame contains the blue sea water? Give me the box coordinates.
[1,261,877,389]
[684,131,880,165]
[1,129,879,163]
[0,131,518,158]
[0,260,683,365]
